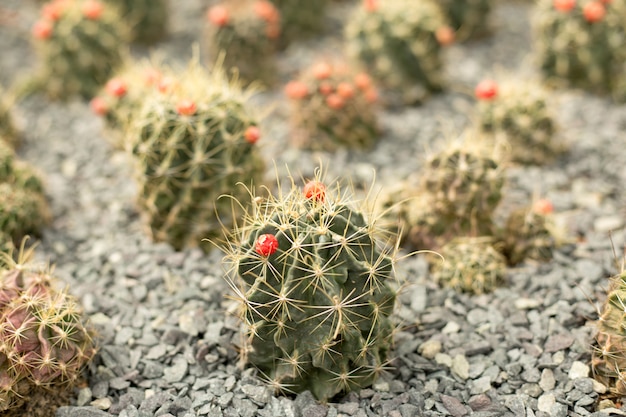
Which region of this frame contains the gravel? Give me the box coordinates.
[2,0,626,416]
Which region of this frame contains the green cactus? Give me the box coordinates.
[437,0,491,40]
[476,79,562,165]
[31,0,127,99]
[269,0,329,45]
[206,1,281,87]
[0,250,96,412]
[284,62,380,151]
[345,0,450,105]
[433,237,506,294]
[0,87,19,149]
[127,59,266,251]
[102,0,168,44]
[534,0,626,101]
[222,172,398,401]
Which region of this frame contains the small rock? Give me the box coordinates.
[435,353,452,367]
[468,394,491,411]
[76,387,92,407]
[515,298,542,310]
[539,369,556,392]
[592,379,607,394]
[163,355,188,383]
[440,394,468,417]
[337,402,360,416]
[470,376,492,395]
[419,339,442,359]
[90,397,112,410]
[442,321,461,334]
[55,407,113,417]
[594,216,624,232]
[544,334,575,353]
[537,393,556,413]
[569,361,590,379]
[451,355,470,380]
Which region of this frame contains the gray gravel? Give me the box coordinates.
[2,0,626,416]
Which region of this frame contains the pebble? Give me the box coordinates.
[419,339,442,359]
[569,361,590,379]
[451,355,470,380]
[537,394,555,414]
[90,398,112,410]
[539,369,556,392]
[440,394,468,417]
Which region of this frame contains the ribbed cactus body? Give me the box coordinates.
[438,0,491,40]
[499,204,557,265]
[226,177,397,401]
[285,63,380,151]
[269,0,328,44]
[103,0,168,43]
[32,0,127,99]
[128,61,265,251]
[345,0,447,105]
[534,0,626,101]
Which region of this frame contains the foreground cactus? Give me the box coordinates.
[345,0,452,105]
[31,0,127,99]
[103,0,168,43]
[475,79,562,165]
[269,0,329,45]
[437,0,492,40]
[206,1,281,87]
[222,171,398,401]
[284,62,380,151]
[127,59,265,251]
[534,0,626,101]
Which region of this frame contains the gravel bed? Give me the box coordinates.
[2,1,626,416]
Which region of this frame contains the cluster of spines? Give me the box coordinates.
[284,62,380,151]
[222,172,398,401]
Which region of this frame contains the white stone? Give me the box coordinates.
[537,393,555,413]
[568,361,590,379]
[451,355,470,380]
[419,339,442,359]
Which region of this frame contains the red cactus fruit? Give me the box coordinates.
[254,1,280,24]
[312,63,333,80]
[354,73,372,91]
[336,82,355,99]
[435,26,455,46]
[32,20,53,39]
[208,5,229,27]
[244,126,261,144]
[533,199,554,215]
[303,181,326,202]
[255,234,279,256]
[285,81,309,99]
[553,0,576,12]
[364,0,378,12]
[176,99,197,116]
[105,78,127,97]
[583,1,605,22]
[90,97,108,115]
[475,80,498,100]
[325,94,345,110]
[82,0,104,20]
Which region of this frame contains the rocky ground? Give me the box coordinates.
[2,0,626,416]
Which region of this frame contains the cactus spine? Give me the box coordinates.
[223,171,398,401]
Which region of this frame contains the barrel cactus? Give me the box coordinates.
[103,0,168,43]
[222,172,399,401]
[127,59,266,251]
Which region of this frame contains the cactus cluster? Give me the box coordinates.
[103,0,168,44]
[31,0,127,99]
[534,0,626,101]
[345,0,452,105]
[0,87,19,149]
[269,0,329,45]
[206,1,281,87]
[284,62,380,151]
[222,172,398,401]
[437,0,492,41]
[475,79,562,165]
[0,250,95,412]
[126,59,266,251]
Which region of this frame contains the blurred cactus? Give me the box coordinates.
[222,170,398,401]
[345,0,453,105]
[269,0,329,45]
[0,87,19,149]
[103,0,168,43]
[284,61,380,151]
[437,0,492,40]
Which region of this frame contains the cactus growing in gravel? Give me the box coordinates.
[284,62,380,151]
[476,79,562,165]
[102,0,168,43]
[206,1,281,87]
[269,0,329,45]
[534,0,626,101]
[0,249,96,412]
[31,0,127,99]
[345,0,452,105]
[433,237,506,294]
[222,171,399,401]
[437,0,492,40]
[127,59,265,251]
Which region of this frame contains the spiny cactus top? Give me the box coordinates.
[222,172,399,401]
[127,59,266,251]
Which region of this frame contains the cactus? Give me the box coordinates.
[499,198,559,265]
[126,59,266,251]
[31,0,127,99]
[345,0,452,105]
[433,237,506,294]
[284,62,380,151]
[102,0,168,43]
[475,79,562,165]
[0,87,19,149]
[437,0,492,41]
[0,249,96,412]
[534,0,626,101]
[269,0,329,45]
[206,1,281,87]
[222,171,398,401]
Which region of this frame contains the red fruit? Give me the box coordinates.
[176,99,197,116]
[354,73,372,90]
[553,0,576,12]
[325,94,345,109]
[303,181,326,201]
[254,1,280,23]
[32,20,53,39]
[533,199,554,215]
[435,26,455,46]
[474,80,498,100]
[312,62,333,80]
[244,126,261,144]
[583,1,605,22]
[208,5,229,27]
[364,0,378,12]
[105,78,127,97]
[336,82,355,99]
[255,234,279,256]
[90,97,108,116]
[82,0,104,20]
[284,81,309,99]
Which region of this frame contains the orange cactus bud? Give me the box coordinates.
[82,0,104,20]
[325,94,345,110]
[435,26,455,46]
[105,78,127,98]
[553,0,576,12]
[244,126,261,144]
[583,1,605,22]
[255,234,279,256]
[176,99,197,116]
[354,73,372,90]
[32,20,53,39]
[90,97,108,116]
[303,181,326,201]
[533,199,554,215]
[254,1,280,24]
[336,82,355,99]
[207,5,229,27]
[364,0,378,12]
[285,81,309,99]
[475,80,498,100]
[318,81,334,96]
[312,62,333,80]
